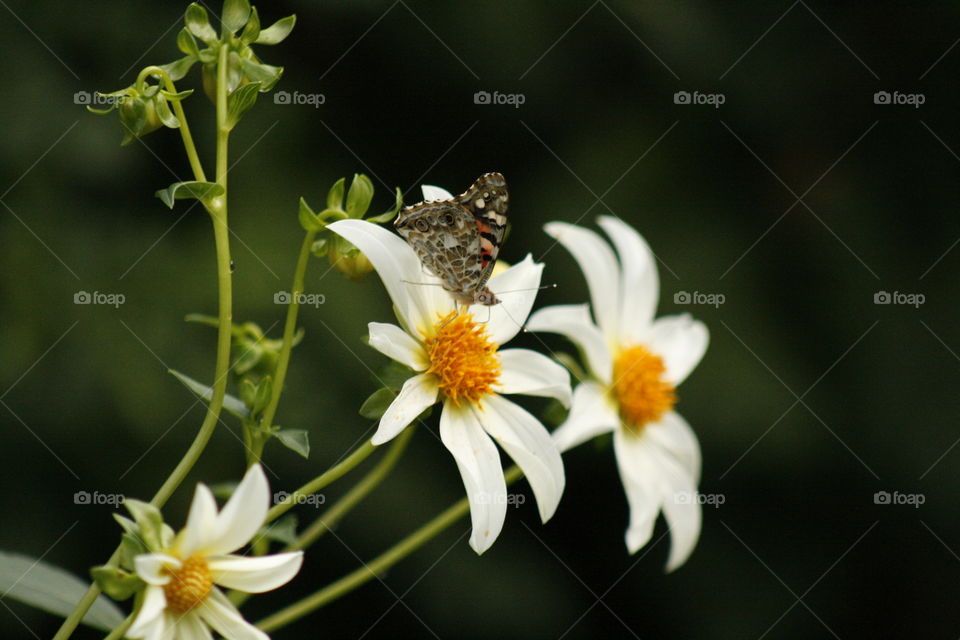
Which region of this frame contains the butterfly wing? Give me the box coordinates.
[456,173,508,290]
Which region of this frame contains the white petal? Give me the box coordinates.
[134,554,178,586]
[329,219,452,335]
[177,483,219,558]
[597,216,659,344]
[172,613,212,640]
[439,401,507,554]
[368,321,428,371]
[197,588,268,640]
[208,551,303,593]
[472,254,543,345]
[209,464,269,556]
[373,373,439,445]
[551,381,619,452]
[544,221,621,339]
[659,450,701,572]
[648,314,709,385]
[647,411,701,485]
[127,585,167,638]
[613,428,663,556]
[495,348,572,406]
[478,395,565,523]
[526,303,613,384]
[421,184,454,201]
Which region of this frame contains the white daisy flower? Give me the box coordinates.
[127,465,303,640]
[328,192,570,555]
[527,216,708,571]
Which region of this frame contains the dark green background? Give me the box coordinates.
[1,1,958,638]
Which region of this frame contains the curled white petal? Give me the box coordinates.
[421,184,454,201]
[440,401,507,555]
[647,411,701,485]
[479,395,565,523]
[127,585,167,638]
[209,464,269,556]
[551,381,619,452]
[658,451,701,572]
[648,314,709,385]
[613,429,663,556]
[197,588,268,640]
[374,373,439,445]
[474,254,543,346]
[208,551,303,593]
[495,348,572,407]
[368,322,428,371]
[597,216,659,344]
[526,303,613,384]
[544,222,621,339]
[134,554,178,586]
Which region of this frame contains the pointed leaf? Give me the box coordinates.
[160,55,198,81]
[185,3,217,43]
[326,177,345,210]
[345,174,374,218]
[226,81,262,129]
[239,58,283,91]
[310,236,330,258]
[366,187,404,223]
[155,181,224,209]
[168,369,249,419]
[241,6,261,44]
[298,198,324,232]
[123,500,165,551]
[91,566,143,601]
[359,387,397,419]
[222,0,252,33]
[275,429,310,458]
[256,14,296,44]
[177,27,201,57]
[0,552,125,631]
[154,97,180,129]
[260,515,298,545]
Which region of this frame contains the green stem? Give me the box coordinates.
[102,612,135,640]
[136,66,206,182]
[257,466,524,633]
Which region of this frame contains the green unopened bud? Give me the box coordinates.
[328,237,373,281]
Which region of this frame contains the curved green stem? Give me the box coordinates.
[135,66,206,182]
[256,465,523,633]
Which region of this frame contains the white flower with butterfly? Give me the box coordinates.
[328,178,570,554]
[527,217,708,571]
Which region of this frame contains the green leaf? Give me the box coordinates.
[239,58,283,91]
[91,566,143,601]
[260,514,298,545]
[226,81,262,129]
[345,174,374,218]
[326,177,345,210]
[123,500,165,551]
[118,532,145,572]
[118,98,147,145]
[155,181,224,209]
[222,0,252,33]
[185,3,217,43]
[240,6,260,44]
[377,361,417,390]
[154,97,180,129]
[160,55,198,81]
[256,14,296,44]
[0,552,125,632]
[275,429,310,458]
[161,88,195,102]
[310,236,330,258]
[298,198,324,232]
[177,27,201,57]
[359,387,396,419]
[253,375,273,415]
[168,369,250,419]
[366,187,404,223]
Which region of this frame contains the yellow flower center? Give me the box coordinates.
[162,555,213,614]
[424,311,501,406]
[612,345,676,433]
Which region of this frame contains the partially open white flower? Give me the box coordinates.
[527,217,708,571]
[127,465,303,640]
[329,202,570,555]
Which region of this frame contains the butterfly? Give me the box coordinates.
[395,173,509,306]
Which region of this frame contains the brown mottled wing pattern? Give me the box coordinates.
[455,173,509,292]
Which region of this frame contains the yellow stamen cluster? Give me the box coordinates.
[424,312,501,406]
[612,345,676,433]
[162,555,213,614]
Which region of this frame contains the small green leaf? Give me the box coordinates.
[275,429,310,458]
[345,174,374,218]
[226,81,262,129]
[155,181,224,209]
[177,27,201,57]
[118,532,145,572]
[222,0,252,33]
[239,58,283,91]
[366,187,404,223]
[310,236,330,258]
[326,177,345,210]
[298,198,324,232]
[256,14,296,44]
[377,361,417,390]
[123,500,165,551]
[112,514,138,537]
[260,514,298,545]
[0,552,125,631]
[168,369,250,419]
[91,566,143,601]
[154,97,180,129]
[185,3,217,43]
[161,88,195,101]
[253,375,273,415]
[160,55,198,81]
[241,6,261,44]
[359,387,397,419]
